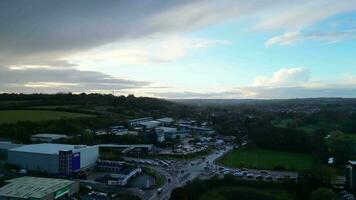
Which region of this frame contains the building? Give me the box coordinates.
[8,143,99,175]
[346,161,356,191]
[31,134,68,143]
[156,127,188,140]
[156,117,174,126]
[138,120,161,130]
[96,160,125,172]
[108,167,142,186]
[128,117,153,126]
[156,131,165,142]
[0,176,79,200]
[0,142,23,158]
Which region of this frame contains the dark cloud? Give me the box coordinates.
[0,66,149,93]
[0,0,286,65]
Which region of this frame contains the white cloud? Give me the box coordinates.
[66,35,231,68]
[253,68,310,87]
[266,30,356,46]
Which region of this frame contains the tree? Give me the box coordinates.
[310,188,339,200]
[326,130,356,165]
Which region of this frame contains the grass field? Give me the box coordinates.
[218,148,314,171]
[0,110,95,124]
[198,186,298,200]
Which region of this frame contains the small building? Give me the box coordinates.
[156,131,165,143]
[0,176,79,200]
[156,117,174,126]
[346,160,356,191]
[8,143,99,175]
[108,167,142,186]
[31,134,68,143]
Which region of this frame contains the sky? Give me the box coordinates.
[0,0,356,99]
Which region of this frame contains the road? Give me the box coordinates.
[125,146,234,200]
[125,146,299,200]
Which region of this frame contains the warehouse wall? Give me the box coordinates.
[7,151,59,173]
[78,146,99,169]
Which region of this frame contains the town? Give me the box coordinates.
[0,94,355,200]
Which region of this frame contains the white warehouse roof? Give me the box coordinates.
[9,143,90,155]
[156,117,174,123]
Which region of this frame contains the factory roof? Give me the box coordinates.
[9,143,89,155]
[31,134,67,140]
[0,176,74,199]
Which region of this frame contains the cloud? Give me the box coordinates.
[253,0,356,31]
[1,0,354,66]
[0,66,149,93]
[253,68,310,87]
[66,35,231,67]
[266,30,356,46]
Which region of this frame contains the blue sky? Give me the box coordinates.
[0,0,356,98]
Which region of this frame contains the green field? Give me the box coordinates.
[198,186,298,200]
[218,148,314,171]
[0,110,95,124]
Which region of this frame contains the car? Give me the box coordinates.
[219,167,225,170]
[233,172,244,177]
[259,170,269,174]
[246,173,254,178]
[223,170,230,175]
[276,176,284,181]
[241,168,248,171]
[255,174,263,179]
[157,188,163,194]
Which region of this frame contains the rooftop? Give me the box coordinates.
[156,117,174,123]
[9,143,88,154]
[139,120,161,127]
[0,142,24,150]
[31,134,67,139]
[156,127,177,133]
[0,176,74,199]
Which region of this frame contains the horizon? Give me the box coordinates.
[1,1,356,99]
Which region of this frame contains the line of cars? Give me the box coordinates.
[211,167,297,182]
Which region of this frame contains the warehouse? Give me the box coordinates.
[0,142,23,159]
[8,143,99,175]
[31,134,68,143]
[0,176,79,200]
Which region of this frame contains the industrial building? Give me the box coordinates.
[0,176,79,200]
[8,143,99,175]
[31,134,68,143]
